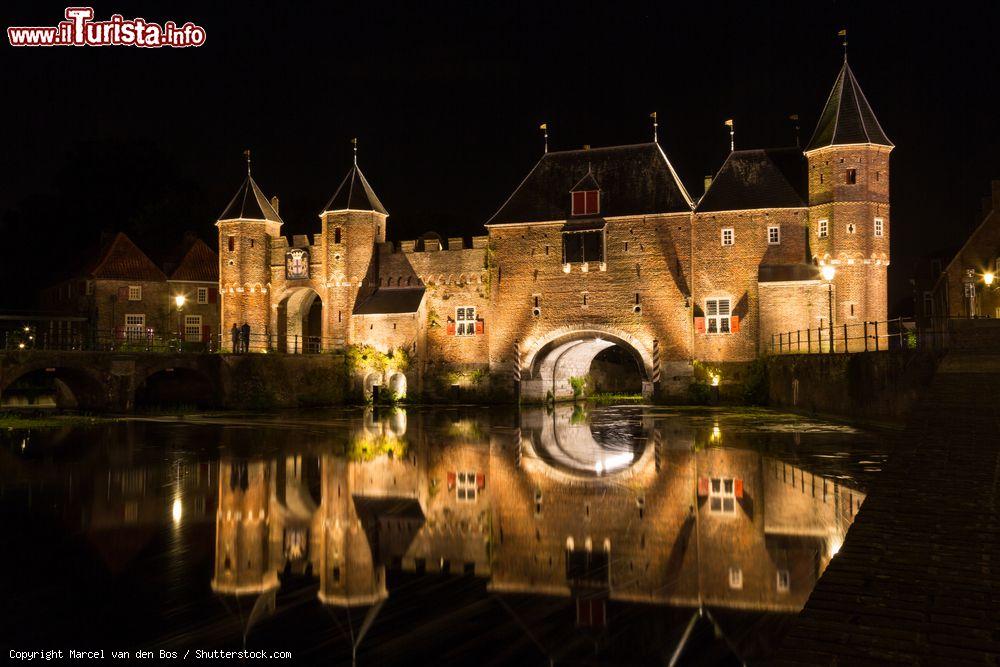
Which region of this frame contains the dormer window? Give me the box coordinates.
[572,190,600,216]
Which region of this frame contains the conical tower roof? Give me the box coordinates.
[321,164,387,215]
[218,174,282,222]
[806,60,892,152]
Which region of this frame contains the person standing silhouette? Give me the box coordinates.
[241,322,251,353]
[230,323,239,354]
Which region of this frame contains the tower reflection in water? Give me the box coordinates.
[211,404,864,619]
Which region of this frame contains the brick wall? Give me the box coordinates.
[934,182,1000,318]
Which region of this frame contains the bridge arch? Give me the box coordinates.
[0,364,106,410]
[520,326,654,402]
[135,363,218,410]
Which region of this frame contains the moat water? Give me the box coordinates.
[0,405,888,665]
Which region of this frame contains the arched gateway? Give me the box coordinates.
[520,327,654,402]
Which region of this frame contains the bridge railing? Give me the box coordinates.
[769,316,1000,355]
[215,332,345,355]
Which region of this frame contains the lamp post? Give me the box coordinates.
[984,272,995,318]
[821,265,836,353]
[174,294,186,350]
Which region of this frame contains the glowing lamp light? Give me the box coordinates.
[821,265,836,281]
[710,374,720,387]
[174,294,186,308]
[18,342,25,349]
[984,272,995,286]
[171,497,182,524]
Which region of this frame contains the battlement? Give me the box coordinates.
[392,235,488,254]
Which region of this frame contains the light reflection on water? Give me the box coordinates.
[0,405,887,664]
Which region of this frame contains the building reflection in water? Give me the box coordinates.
[210,404,864,619]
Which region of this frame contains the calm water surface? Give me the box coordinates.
[0,405,888,665]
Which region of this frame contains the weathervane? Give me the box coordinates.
[724,118,734,152]
[244,148,251,175]
[351,137,358,165]
[540,123,548,154]
[839,28,847,60]
[650,111,658,143]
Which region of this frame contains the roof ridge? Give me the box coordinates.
[545,141,657,156]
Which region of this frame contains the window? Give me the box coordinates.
[923,291,934,317]
[571,190,599,216]
[818,218,829,238]
[127,285,142,301]
[334,227,342,244]
[197,287,208,304]
[721,228,734,246]
[124,314,145,339]
[228,236,235,252]
[705,298,731,334]
[562,230,604,264]
[777,570,790,593]
[846,168,857,184]
[728,567,743,590]
[874,217,884,237]
[768,225,780,245]
[85,280,94,296]
[456,471,477,502]
[710,477,737,514]
[455,306,477,336]
[249,239,255,248]
[184,315,202,342]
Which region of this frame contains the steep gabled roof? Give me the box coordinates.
[321,164,388,215]
[87,232,166,281]
[218,175,282,222]
[806,60,892,152]
[486,142,693,225]
[169,238,218,282]
[697,148,807,212]
[570,170,601,192]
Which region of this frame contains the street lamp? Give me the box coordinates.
[985,272,995,287]
[821,265,836,353]
[174,294,186,349]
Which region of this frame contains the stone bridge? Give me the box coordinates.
[0,350,350,411]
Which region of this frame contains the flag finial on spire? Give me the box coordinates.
[724,118,734,152]
[244,148,251,176]
[838,28,847,60]
[539,123,548,154]
[650,112,658,143]
[351,137,358,166]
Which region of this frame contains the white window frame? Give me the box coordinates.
[197,287,208,304]
[456,471,477,502]
[874,217,884,238]
[720,227,734,247]
[455,306,477,336]
[818,218,829,238]
[777,569,790,593]
[124,314,145,340]
[728,566,743,590]
[709,477,736,514]
[767,225,781,245]
[705,298,732,335]
[184,315,202,342]
[127,285,142,301]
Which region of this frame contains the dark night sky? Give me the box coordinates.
[2,0,998,312]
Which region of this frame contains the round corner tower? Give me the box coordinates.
[805,59,893,341]
[216,171,283,351]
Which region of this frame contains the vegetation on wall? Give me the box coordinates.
[347,431,407,462]
[568,374,589,399]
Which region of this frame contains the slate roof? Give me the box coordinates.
[169,238,218,282]
[218,175,282,222]
[85,232,167,282]
[486,143,693,225]
[322,164,388,215]
[697,148,807,212]
[758,264,822,283]
[806,60,892,152]
[353,287,425,315]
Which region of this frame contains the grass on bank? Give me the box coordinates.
[0,412,116,429]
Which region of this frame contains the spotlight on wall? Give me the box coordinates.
[821,265,836,281]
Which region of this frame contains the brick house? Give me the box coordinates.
[218,59,892,399]
[930,180,1000,319]
[166,237,221,343]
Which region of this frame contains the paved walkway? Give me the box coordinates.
[776,353,1000,665]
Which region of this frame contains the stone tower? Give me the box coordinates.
[318,160,388,345]
[805,59,893,345]
[211,459,278,595]
[216,169,283,351]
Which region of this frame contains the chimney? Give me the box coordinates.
[271,196,280,214]
[703,175,713,194]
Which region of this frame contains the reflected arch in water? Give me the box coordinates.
[521,404,652,479]
[0,365,106,410]
[520,326,654,401]
[388,372,407,399]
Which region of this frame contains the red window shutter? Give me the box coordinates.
[117,286,129,300]
[735,478,744,499]
[476,473,485,490]
[475,318,484,335]
[447,471,456,490]
[202,324,211,342]
[730,315,740,333]
[697,477,709,497]
[585,190,599,214]
[209,288,218,303]
[446,320,456,335]
[572,191,585,215]
[694,317,706,334]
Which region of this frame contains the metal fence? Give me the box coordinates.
[769,316,1000,355]
[2,328,347,355]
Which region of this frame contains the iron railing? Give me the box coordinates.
[769,316,1000,355]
